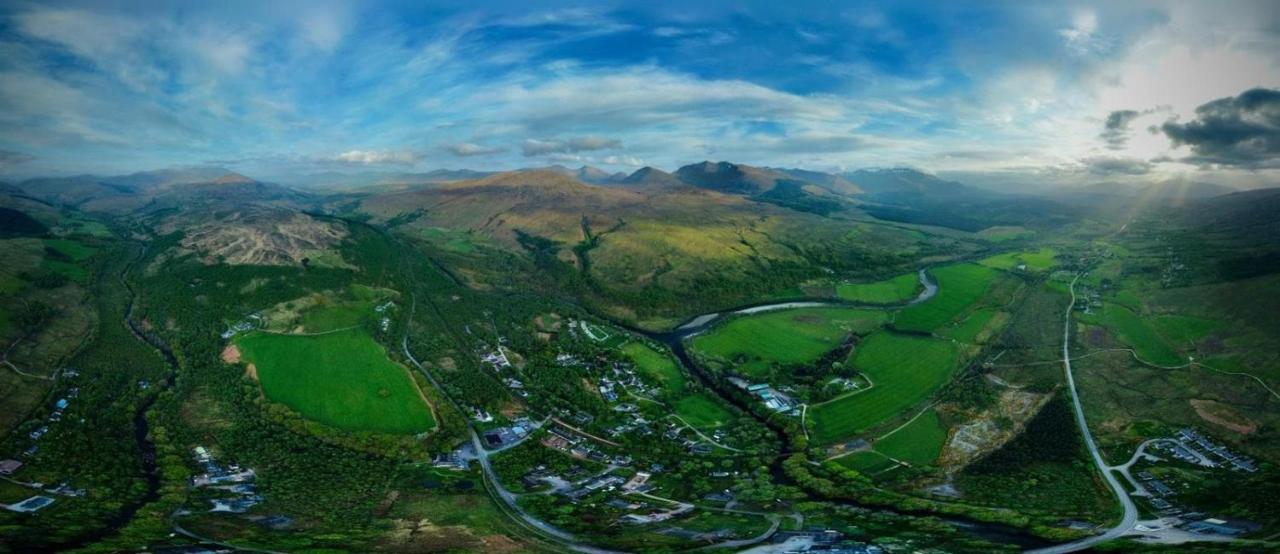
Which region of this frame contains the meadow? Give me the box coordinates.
[809,332,958,444]
[978,247,1057,272]
[940,308,1003,344]
[673,394,734,428]
[621,341,686,394]
[832,450,898,474]
[1083,304,1184,366]
[689,307,887,378]
[835,273,920,304]
[874,408,946,466]
[894,263,1000,332]
[236,328,435,434]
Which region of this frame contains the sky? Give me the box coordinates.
[1,0,1278,189]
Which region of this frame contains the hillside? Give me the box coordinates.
[353,169,960,323]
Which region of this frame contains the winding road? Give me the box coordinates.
[1026,273,1138,554]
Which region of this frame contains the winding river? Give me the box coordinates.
[627,269,1052,550]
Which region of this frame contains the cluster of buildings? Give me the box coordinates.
[662,423,714,455]
[0,457,84,514]
[374,300,395,332]
[728,378,799,414]
[219,314,262,340]
[1173,429,1258,473]
[541,426,631,466]
[769,529,885,554]
[481,417,536,450]
[191,446,261,513]
[1130,430,1263,538]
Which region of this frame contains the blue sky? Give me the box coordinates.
[1,0,1278,188]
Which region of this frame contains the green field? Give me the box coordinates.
[621,341,686,394]
[875,409,946,466]
[977,226,1034,242]
[894,264,999,332]
[1090,304,1184,366]
[978,248,1057,272]
[832,450,898,474]
[690,307,887,378]
[835,273,920,304]
[673,394,733,428]
[236,328,435,434]
[809,332,959,444]
[940,308,1001,344]
[300,300,375,332]
[1151,315,1221,345]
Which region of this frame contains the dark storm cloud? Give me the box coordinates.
[1161,88,1280,167]
[1100,109,1141,150]
[0,150,35,167]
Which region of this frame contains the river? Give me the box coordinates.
[625,269,1052,550]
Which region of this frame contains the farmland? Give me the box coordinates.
[809,332,958,444]
[978,247,1057,272]
[689,307,887,378]
[940,308,1003,344]
[874,409,946,466]
[235,328,435,434]
[893,263,1000,332]
[835,273,920,304]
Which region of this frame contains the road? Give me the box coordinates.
[1027,273,1138,554]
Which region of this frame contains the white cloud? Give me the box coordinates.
[332,149,420,164]
[444,142,504,157]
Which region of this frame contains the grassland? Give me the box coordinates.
[940,308,1003,344]
[894,264,1000,332]
[978,247,1057,272]
[832,450,898,474]
[236,328,435,434]
[621,341,685,394]
[835,273,920,304]
[1084,304,1184,366]
[875,409,946,466]
[689,307,887,378]
[673,394,733,428]
[809,332,959,444]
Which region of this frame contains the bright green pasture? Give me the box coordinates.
[978,248,1057,272]
[673,394,733,428]
[621,341,685,394]
[835,273,920,304]
[894,264,999,332]
[689,308,887,378]
[875,409,946,466]
[940,308,1002,344]
[1095,304,1184,366]
[809,332,958,444]
[236,328,435,434]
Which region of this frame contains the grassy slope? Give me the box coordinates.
[237,328,435,434]
[810,332,958,444]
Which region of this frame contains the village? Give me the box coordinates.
[1121,428,1262,540]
